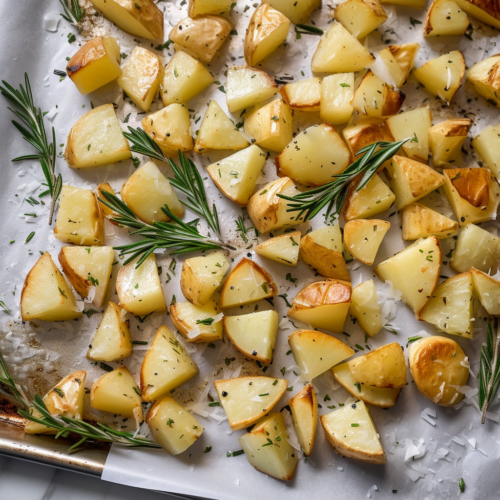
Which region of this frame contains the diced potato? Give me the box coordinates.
[91,368,143,424]
[67,37,121,95]
[226,66,278,112]
[348,342,406,389]
[343,118,395,160]
[343,174,396,222]
[320,73,355,125]
[180,251,229,307]
[207,145,266,206]
[247,177,304,233]
[335,0,387,38]
[116,254,166,316]
[379,0,425,8]
[141,326,199,401]
[215,376,287,430]
[194,100,249,153]
[170,15,232,64]
[344,220,390,266]
[413,51,465,103]
[244,99,293,152]
[443,167,500,226]
[289,329,354,380]
[117,47,161,112]
[25,371,86,435]
[160,51,214,106]
[220,258,277,308]
[289,384,317,456]
[375,236,442,314]
[170,296,223,343]
[472,122,500,180]
[239,412,298,480]
[224,310,279,363]
[429,119,470,167]
[424,0,469,36]
[299,225,350,281]
[349,280,382,337]
[96,183,119,224]
[54,186,104,246]
[451,223,500,273]
[141,105,193,156]
[266,0,320,24]
[454,0,500,28]
[65,104,131,168]
[320,400,385,464]
[58,246,114,307]
[402,203,458,240]
[280,78,321,111]
[332,362,401,407]
[288,279,352,332]
[386,107,432,162]
[311,22,375,73]
[189,0,233,16]
[467,55,500,107]
[255,231,301,266]
[471,268,500,316]
[146,397,204,455]
[90,0,163,39]
[379,43,420,88]
[275,123,351,186]
[419,272,474,337]
[390,155,445,210]
[244,3,291,67]
[87,302,132,361]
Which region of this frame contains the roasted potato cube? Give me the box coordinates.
[472,122,500,180]
[170,15,232,63]
[344,219,390,265]
[454,0,500,28]
[379,43,420,88]
[279,77,321,111]
[266,0,320,24]
[194,100,249,153]
[255,231,301,266]
[402,203,458,240]
[311,22,375,73]
[349,280,382,337]
[66,37,121,95]
[65,104,131,168]
[429,119,470,167]
[343,117,395,159]
[471,268,500,316]
[276,123,351,186]
[424,0,469,36]
[467,55,500,107]
[116,254,166,316]
[320,73,354,125]
[244,3,291,67]
[289,384,317,457]
[379,0,425,8]
[244,99,293,152]
[160,51,214,106]
[413,50,465,104]
[189,0,234,16]
[335,0,388,38]
[90,0,163,39]
[55,186,104,246]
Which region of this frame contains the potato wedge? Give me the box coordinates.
[220,258,277,309]
[429,119,470,168]
[320,73,355,125]
[402,203,458,240]
[467,55,500,107]
[280,78,321,111]
[343,118,395,160]
[380,0,425,7]
[180,251,229,307]
[116,254,166,316]
[266,0,320,24]
[189,0,234,16]
[349,280,382,337]
[472,122,500,180]
[375,237,441,315]
[454,0,500,28]
[424,0,469,36]
[224,310,279,363]
[146,397,204,455]
[379,43,420,88]
[239,412,298,480]
[66,37,121,95]
[276,123,351,186]
[471,268,500,316]
[244,3,291,67]
[255,231,301,266]
[299,225,350,281]
[289,329,354,380]
[344,220,390,266]
[335,0,387,38]
[320,400,385,464]
[311,22,375,73]
[170,15,232,63]
[90,0,163,39]
[141,326,199,401]
[65,104,131,168]
[58,246,114,307]
[288,279,352,332]
[289,384,317,456]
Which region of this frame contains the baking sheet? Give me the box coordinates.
[1,0,500,499]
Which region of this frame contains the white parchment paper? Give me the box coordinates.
[1,1,500,499]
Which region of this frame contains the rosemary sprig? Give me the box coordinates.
[277,139,408,222]
[123,127,220,234]
[0,74,62,225]
[479,323,500,424]
[59,0,84,25]
[295,24,324,35]
[0,351,29,409]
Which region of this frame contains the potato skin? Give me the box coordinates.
[290,279,352,313]
[58,248,90,299]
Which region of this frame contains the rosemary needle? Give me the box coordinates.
[59,0,84,25]
[478,323,500,424]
